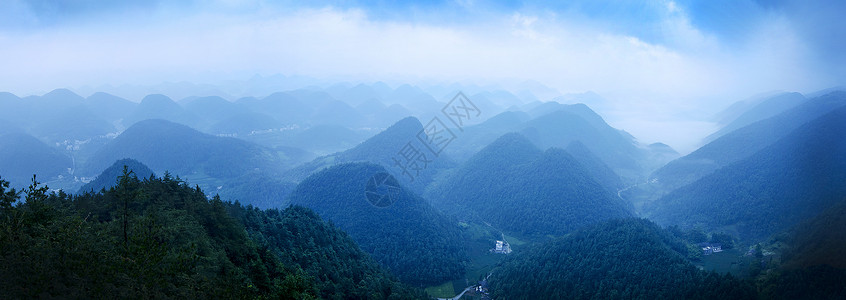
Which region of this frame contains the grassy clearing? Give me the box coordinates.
[697,248,750,276]
[502,232,527,246]
[425,281,455,298]
[426,221,548,298]
[425,221,508,297]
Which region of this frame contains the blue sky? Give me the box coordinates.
[1,0,844,151]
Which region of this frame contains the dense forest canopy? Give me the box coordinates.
[488,218,756,300]
[0,171,425,299]
[287,162,468,286]
[78,158,155,193]
[648,105,846,240]
[427,132,632,236]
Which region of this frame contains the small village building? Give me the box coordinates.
[698,242,723,255]
[492,240,512,254]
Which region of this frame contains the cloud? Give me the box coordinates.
[0,0,842,152]
[0,5,733,94]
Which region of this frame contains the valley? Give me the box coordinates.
[2,83,846,299]
[5,0,846,297]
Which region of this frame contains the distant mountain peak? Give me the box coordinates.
[140,94,176,104]
[126,118,191,132]
[386,116,423,132]
[287,115,451,195]
[38,88,85,106]
[485,132,539,152]
[43,88,81,99]
[0,92,21,102]
[78,158,155,193]
[86,91,126,102]
[466,132,542,168]
[338,116,423,163]
[261,91,298,102]
[427,130,630,235]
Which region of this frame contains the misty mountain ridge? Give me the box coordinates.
[648,104,846,240]
[286,116,456,195]
[653,91,846,190]
[705,92,807,143]
[4,0,846,296]
[0,131,72,188]
[443,101,658,182]
[82,119,300,207]
[426,132,633,236]
[1,84,845,299]
[0,85,542,207]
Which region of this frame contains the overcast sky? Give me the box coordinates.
[1,0,844,152]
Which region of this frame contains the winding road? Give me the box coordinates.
[437,285,475,300]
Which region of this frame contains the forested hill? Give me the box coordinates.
[0,131,72,188]
[0,171,425,299]
[705,92,807,143]
[227,205,427,299]
[565,140,624,192]
[427,132,632,236]
[754,200,846,299]
[0,89,124,144]
[77,158,154,193]
[648,105,846,240]
[82,119,304,208]
[520,106,643,176]
[442,103,646,180]
[780,199,846,270]
[85,119,290,177]
[286,162,468,286]
[287,116,455,194]
[652,91,846,190]
[488,218,756,300]
[124,94,200,128]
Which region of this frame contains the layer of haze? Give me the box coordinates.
[1,0,844,153]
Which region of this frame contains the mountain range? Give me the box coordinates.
[648,103,846,240]
[426,132,632,236]
[653,91,846,190]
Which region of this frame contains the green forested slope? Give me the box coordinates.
[287,162,468,286]
[0,171,424,299]
[653,91,846,190]
[648,106,846,240]
[427,132,632,236]
[489,218,755,300]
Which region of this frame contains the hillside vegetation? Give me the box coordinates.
[0,171,425,299]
